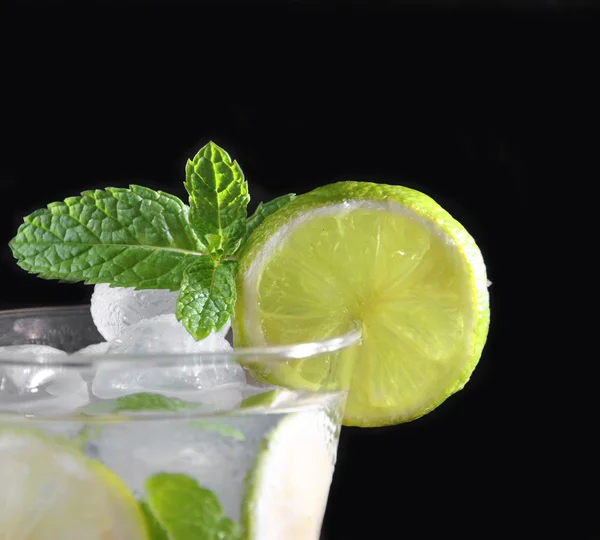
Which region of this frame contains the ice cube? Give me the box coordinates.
[73,342,110,355]
[90,284,179,341]
[218,319,232,339]
[92,314,244,401]
[0,345,67,390]
[0,344,65,357]
[92,362,245,404]
[90,284,231,341]
[106,314,232,355]
[0,345,89,414]
[45,373,88,397]
[0,383,89,415]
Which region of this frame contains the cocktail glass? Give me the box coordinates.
[0,305,361,539]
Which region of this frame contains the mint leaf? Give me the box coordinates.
[244,193,296,244]
[184,141,250,259]
[176,258,237,340]
[112,394,245,439]
[78,393,202,417]
[190,422,245,441]
[113,393,202,412]
[140,501,169,540]
[9,186,203,290]
[145,473,243,540]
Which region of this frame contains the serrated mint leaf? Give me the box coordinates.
[244,193,296,244]
[9,186,204,290]
[113,393,202,412]
[77,394,200,416]
[176,258,237,340]
[184,142,250,259]
[140,501,170,540]
[145,473,244,540]
[190,421,245,441]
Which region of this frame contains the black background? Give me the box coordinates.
[0,0,590,537]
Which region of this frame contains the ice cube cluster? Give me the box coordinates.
[0,285,245,414]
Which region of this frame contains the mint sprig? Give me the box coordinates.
[9,141,294,340]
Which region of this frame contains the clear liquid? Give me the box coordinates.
[1,390,345,537]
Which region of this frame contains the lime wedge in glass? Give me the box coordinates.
[0,430,148,539]
[243,410,337,539]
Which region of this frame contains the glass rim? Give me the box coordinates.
[0,306,362,367]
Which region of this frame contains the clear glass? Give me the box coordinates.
[0,306,361,539]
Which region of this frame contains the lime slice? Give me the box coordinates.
[234,181,490,427]
[243,411,336,540]
[0,430,148,539]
